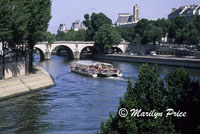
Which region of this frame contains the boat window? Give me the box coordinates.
[102,64,106,69]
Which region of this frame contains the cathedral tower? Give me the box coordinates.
[133,4,140,22]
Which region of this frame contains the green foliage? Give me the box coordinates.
[10,0,30,47]
[165,68,190,109]
[0,0,52,73]
[155,18,171,36]
[56,31,66,41]
[167,15,200,44]
[99,65,200,134]
[143,23,164,44]
[75,30,87,41]
[43,32,56,45]
[133,19,164,44]
[118,15,200,45]
[185,16,200,45]
[64,30,77,41]
[26,0,51,73]
[27,0,52,46]
[118,26,134,42]
[83,13,112,41]
[56,30,87,41]
[99,64,175,134]
[134,19,150,37]
[94,24,121,53]
[132,33,142,44]
[168,16,188,44]
[0,0,13,41]
[0,0,30,46]
[165,68,200,133]
[186,23,199,45]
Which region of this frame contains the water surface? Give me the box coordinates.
[0,55,199,134]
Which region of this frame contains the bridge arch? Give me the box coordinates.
[112,47,123,54]
[34,47,45,60]
[80,46,96,58]
[51,45,74,60]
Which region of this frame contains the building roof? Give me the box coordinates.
[168,5,200,20]
[117,14,133,24]
[168,7,185,18]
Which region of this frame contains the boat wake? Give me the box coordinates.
[105,76,128,81]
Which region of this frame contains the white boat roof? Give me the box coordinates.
[74,60,112,66]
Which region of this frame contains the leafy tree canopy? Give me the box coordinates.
[83,12,112,41]
[99,64,200,134]
[94,24,121,53]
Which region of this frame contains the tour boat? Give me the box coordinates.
[71,60,122,77]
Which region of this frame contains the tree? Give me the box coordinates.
[143,23,164,44]
[155,18,171,37]
[0,0,30,78]
[184,23,198,45]
[99,64,175,134]
[75,29,87,41]
[168,17,188,44]
[118,26,135,42]
[10,0,30,48]
[56,31,66,41]
[132,33,142,44]
[43,32,56,45]
[94,24,121,53]
[193,15,200,35]
[99,65,200,134]
[64,30,77,41]
[27,0,51,73]
[134,19,150,37]
[83,13,112,41]
[0,0,13,79]
[185,16,200,45]
[0,0,13,42]
[165,68,200,133]
[165,68,190,110]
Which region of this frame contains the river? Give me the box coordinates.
[0,55,200,134]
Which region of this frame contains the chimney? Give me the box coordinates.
[172,8,176,12]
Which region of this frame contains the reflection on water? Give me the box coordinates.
[0,55,200,134]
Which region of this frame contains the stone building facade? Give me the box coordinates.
[168,5,200,21]
[58,24,68,33]
[71,20,87,31]
[116,4,140,27]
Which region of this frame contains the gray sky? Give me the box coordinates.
[48,0,199,33]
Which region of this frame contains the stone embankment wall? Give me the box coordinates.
[0,66,55,100]
[0,56,29,79]
[95,54,200,69]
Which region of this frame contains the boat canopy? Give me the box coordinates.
[74,60,112,67]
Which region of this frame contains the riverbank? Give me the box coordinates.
[94,54,200,68]
[0,66,55,100]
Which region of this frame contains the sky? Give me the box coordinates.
[48,0,199,33]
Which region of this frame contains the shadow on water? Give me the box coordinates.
[0,90,54,134]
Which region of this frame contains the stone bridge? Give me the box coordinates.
[34,41,128,60]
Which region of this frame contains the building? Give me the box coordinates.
[133,4,140,22]
[57,24,68,33]
[168,5,200,21]
[116,4,140,27]
[71,20,87,31]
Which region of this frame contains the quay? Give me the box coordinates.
[0,66,55,100]
[94,54,200,69]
